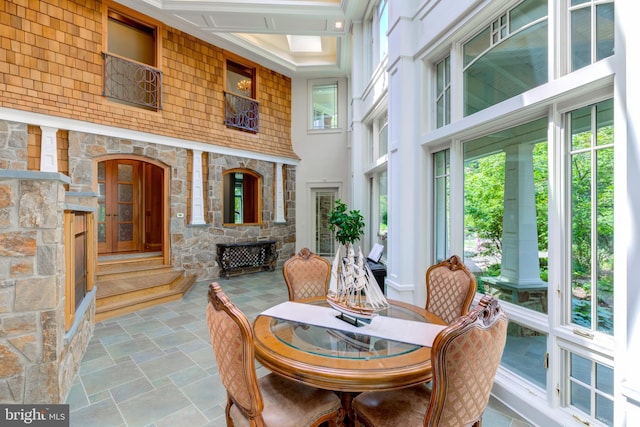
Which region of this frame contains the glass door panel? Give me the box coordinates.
[97,160,141,254]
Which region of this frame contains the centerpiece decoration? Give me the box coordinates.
[326,200,389,326]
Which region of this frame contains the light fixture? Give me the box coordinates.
[334,20,344,30]
[237,79,251,95]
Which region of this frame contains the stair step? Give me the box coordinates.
[95,267,196,322]
[96,270,184,299]
[97,265,175,281]
[97,256,165,276]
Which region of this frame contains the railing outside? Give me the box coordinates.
[224,92,260,133]
[102,53,162,110]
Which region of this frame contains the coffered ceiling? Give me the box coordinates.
[116,0,370,77]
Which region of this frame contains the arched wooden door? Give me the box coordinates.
[97,159,164,255]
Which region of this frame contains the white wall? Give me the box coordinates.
[290,76,350,254]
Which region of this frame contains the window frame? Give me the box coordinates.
[222,168,263,226]
[461,0,549,116]
[225,57,257,100]
[223,54,260,132]
[435,56,451,129]
[567,0,615,74]
[308,79,340,132]
[102,1,163,110]
[365,110,389,261]
[418,0,618,423]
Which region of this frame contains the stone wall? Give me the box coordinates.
[0,120,297,403]
[173,154,297,279]
[67,131,297,281]
[0,170,74,403]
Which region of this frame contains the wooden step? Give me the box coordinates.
[95,268,196,322]
[97,256,165,276]
[97,264,175,281]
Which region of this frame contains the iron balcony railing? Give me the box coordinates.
[224,91,260,133]
[102,52,162,110]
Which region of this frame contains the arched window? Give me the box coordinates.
[223,169,262,224]
[463,0,548,115]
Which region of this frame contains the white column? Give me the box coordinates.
[618,0,640,424]
[190,150,206,225]
[499,143,543,285]
[39,126,58,172]
[349,20,366,240]
[275,162,286,223]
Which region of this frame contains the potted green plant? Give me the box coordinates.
[327,199,365,249]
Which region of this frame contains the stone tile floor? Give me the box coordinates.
[65,269,535,426]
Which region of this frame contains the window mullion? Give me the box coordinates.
[590,105,598,332]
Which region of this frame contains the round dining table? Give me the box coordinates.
[252,297,445,393]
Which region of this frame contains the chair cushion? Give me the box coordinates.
[353,383,431,427]
[230,373,342,427]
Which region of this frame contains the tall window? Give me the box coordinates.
[433,149,450,262]
[376,171,388,257]
[366,0,388,77]
[464,118,549,314]
[427,1,617,425]
[377,1,388,62]
[435,56,451,128]
[463,0,548,115]
[367,112,388,260]
[569,0,614,72]
[568,99,614,335]
[225,59,259,132]
[104,8,161,109]
[223,169,261,225]
[310,80,338,130]
[463,119,549,395]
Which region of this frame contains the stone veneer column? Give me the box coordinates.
[0,170,69,403]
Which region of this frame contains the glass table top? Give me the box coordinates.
[269,301,430,360]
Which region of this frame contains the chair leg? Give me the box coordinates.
[225,396,234,427]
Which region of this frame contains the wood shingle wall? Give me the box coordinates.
[0,0,295,159]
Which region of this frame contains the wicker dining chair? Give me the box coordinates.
[282,248,332,301]
[425,254,477,324]
[352,294,508,427]
[206,282,344,427]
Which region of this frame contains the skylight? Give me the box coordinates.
[286,35,322,52]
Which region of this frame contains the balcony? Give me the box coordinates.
[224,91,260,133]
[102,52,162,110]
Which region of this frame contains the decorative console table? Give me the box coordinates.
[216,240,278,279]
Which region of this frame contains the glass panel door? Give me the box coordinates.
[313,189,337,257]
[98,160,141,254]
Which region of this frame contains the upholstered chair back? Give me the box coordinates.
[283,248,331,301]
[206,282,263,421]
[425,294,508,427]
[425,255,477,324]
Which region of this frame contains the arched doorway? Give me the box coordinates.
[97,158,166,256]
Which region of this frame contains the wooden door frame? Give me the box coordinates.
[94,154,170,265]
